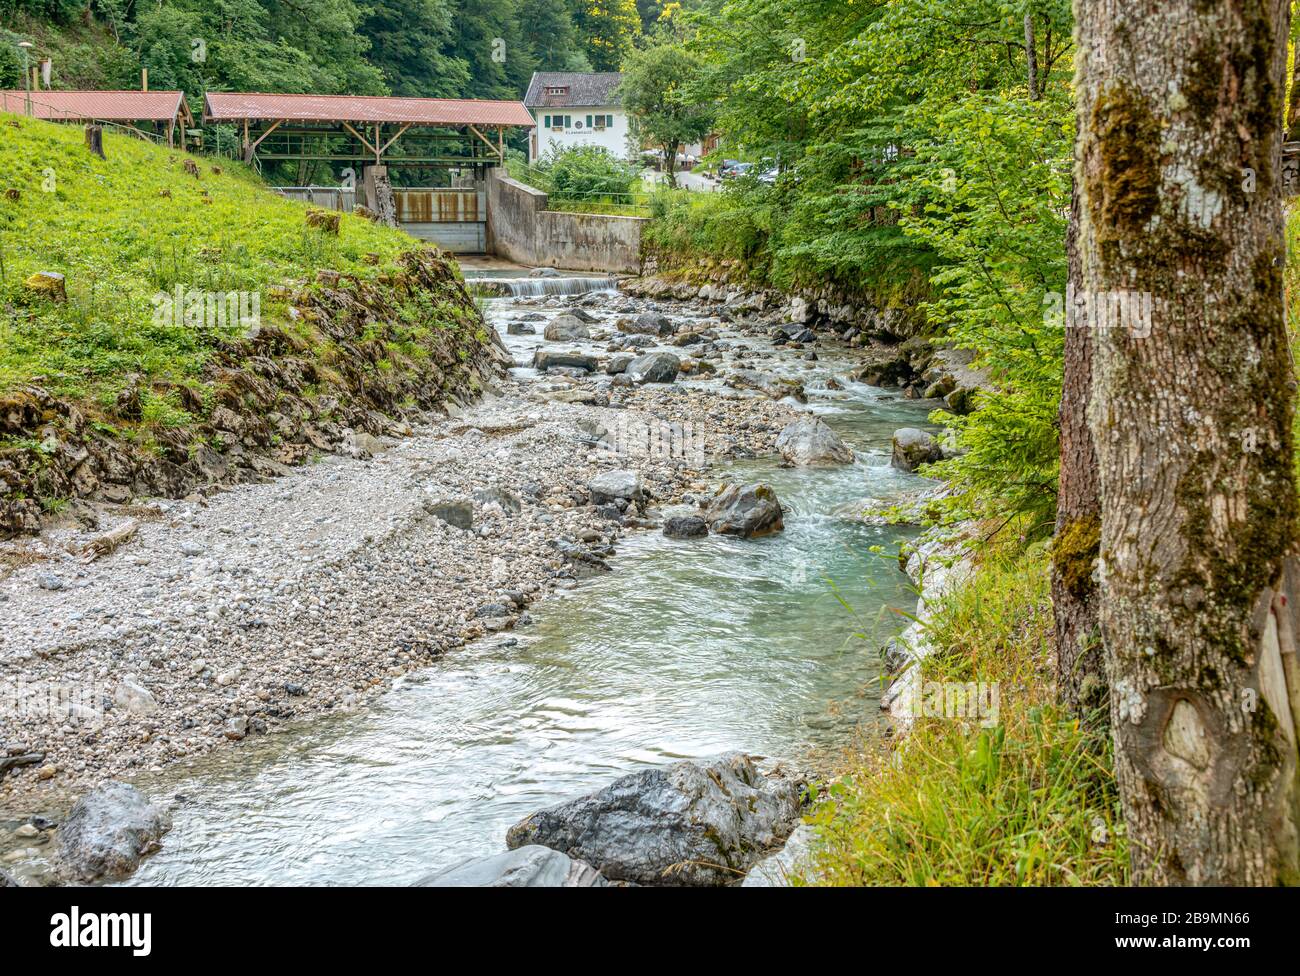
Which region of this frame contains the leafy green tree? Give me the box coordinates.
[575,0,640,71]
[618,38,712,185]
[358,0,469,97]
[539,144,640,200]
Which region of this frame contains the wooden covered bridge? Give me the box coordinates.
[201,91,535,251]
[0,89,194,146]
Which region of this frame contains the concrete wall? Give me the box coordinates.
[486,169,644,275]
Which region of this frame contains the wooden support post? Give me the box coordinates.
[84,125,105,160]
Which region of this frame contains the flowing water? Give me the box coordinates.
[120,277,936,886]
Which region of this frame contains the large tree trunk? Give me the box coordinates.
[1052,178,1104,720]
[1077,0,1300,884]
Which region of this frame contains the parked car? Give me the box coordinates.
[721,161,754,181]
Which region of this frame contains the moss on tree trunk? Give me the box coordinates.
[1076,0,1300,884]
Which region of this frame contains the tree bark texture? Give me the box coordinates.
[1053,177,1105,720]
[1076,0,1300,885]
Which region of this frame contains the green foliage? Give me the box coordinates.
[648,0,1075,527]
[543,145,640,198]
[900,92,1073,534]
[3,0,629,108]
[0,113,412,409]
[576,0,642,71]
[618,36,713,184]
[801,546,1128,886]
[509,146,646,214]
[643,186,777,279]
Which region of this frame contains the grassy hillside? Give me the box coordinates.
[0,113,497,535]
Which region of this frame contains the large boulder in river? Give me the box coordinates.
[533,349,597,373]
[588,468,644,505]
[416,845,608,887]
[505,754,803,886]
[663,515,709,539]
[702,483,784,538]
[775,417,855,466]
[625,351,680,384]
[544,314,591,341]
[891,428,943,472]
[56,782,171,882]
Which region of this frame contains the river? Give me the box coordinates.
[117,274,934,885]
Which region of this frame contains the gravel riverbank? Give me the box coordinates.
[0,285,810,815]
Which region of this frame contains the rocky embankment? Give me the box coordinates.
[622,273,991,412]
[1,249,501,538]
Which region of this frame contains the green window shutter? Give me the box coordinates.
[565,115,571,127]
[543,115,550,128]
[586,115,593,127]
[606,115,615,127]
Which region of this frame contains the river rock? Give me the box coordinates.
[741,822,817,887]
[775,417,855,466]
[505,754,802,886]
[625,351,680,384]
[416,845,608,887]
[56,782,171,882]
[533,349,597,373]
[702,483,784,538]
[425,497,474,530]
[472,486,522,515]
[506,321,536,335]
[663,515,708,539]
[588,469,643,505]
[544,315,591,341]
[621,312,673,336]
[851,347,913,387]
[727,369,807,403]
[605,353,634,375]
[891,428,942,472]
[112,675,159,717]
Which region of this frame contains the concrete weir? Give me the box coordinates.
[277,166,644,274]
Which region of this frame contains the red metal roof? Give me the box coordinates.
[0,90,189,123]
[204,92,535,128]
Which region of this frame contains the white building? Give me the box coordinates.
[524,72,631,163]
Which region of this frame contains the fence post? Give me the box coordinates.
[84,125,105,160]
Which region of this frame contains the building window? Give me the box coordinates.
[545,86,569,96]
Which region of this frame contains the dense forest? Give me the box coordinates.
[0,0,676,100]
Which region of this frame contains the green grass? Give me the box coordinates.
[798,542,1129,886]
[0,112,416,412]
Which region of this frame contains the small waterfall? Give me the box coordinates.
[466,276,619,298]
